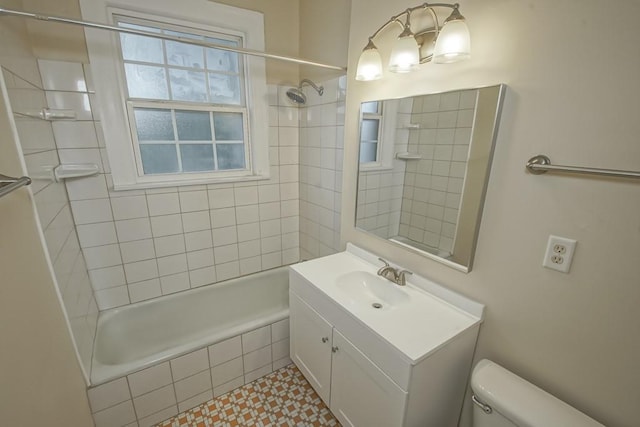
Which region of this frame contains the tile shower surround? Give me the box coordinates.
[298,76,346,259]
[87,320,292,427]
[33,59,306,310]
[3,64,98,378]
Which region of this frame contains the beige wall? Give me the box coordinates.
[342,1,640,426]
[299,0,350,82]
[0,2,94,424]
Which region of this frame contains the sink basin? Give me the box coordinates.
[335,271,411,309]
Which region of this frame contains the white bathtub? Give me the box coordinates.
[91,267,289,385]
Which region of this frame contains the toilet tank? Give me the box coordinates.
[470,359,604,427]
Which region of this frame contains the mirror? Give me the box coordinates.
[355,85,506,272]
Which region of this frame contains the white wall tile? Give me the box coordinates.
[174,370,212,403]
[132,384,176,419]
[53,121,98,148]
[46,91,93,120]
[184,230,213,251]
[237,223,260,242]
[111,196,148,220]
[211,357,243,387]
[233,186,258,206]
[129,278,161,303]
[120,239,156,263]
[147,193,181,216]
[160,272,190,295]
[38,59,87,91]
[210,207,236,228]
[189,266,216,288]
[77,222,117,248]
[215,261,239,282]
[273,356,292,371]
[272,339,289,361]
[88,378,131,413]
[213,376,244,398]
[89,265,126,290]
[66,174,108,200]
[95,285,130,310]
[170,349,209,381]
[242,326,271,354]
[178,190,209,213]
[157,254,188,277]
[238,240,261,259]
[116,218,152,243]
[178,390,213,413]
[243,345,272,373]
[182,211,210,233]
[235,205,259,224]
[208,336,242,366]
[211,226,237,247]
[150,214,183,237]
[128,362,172,397]
[239,256,261,275]
[69,198,112,225]
[124,259,158,284]
[244,364,272,384]
[207,188,234,209]
[92,400,136,427]
[271,319,289,342]
[213,244,238,264]
[186,248,214,270]
[154,234,186,257]
[84,244,122,269]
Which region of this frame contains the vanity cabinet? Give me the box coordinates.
[290,294,406,426]
[289,246,484,427]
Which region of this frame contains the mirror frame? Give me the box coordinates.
[354,84,507,273]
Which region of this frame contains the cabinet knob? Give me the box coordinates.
[332,346,339,353]
[322,337,329,343]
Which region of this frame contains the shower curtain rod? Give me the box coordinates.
[0,7,347,72]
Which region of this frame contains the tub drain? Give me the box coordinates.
[372,302,383,309]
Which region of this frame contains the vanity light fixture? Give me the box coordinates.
[355,2,470,81]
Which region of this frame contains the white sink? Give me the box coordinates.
[336,271,410,309]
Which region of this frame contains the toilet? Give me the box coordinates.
[471,359,604,427]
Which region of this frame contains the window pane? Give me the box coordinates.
[209,74,242,105]
[361,119,380,142]
[140,144,179,174]
[361,101,379,114]
[205,38,239,73]
[180,144,215,172]
[169,69,207,102]
[166,40,204,69]
[134,109,174,141]
[213,112,243,141]
[360,142,378,163]
[176,110,212,141]
[118,23,164,64]
[217,144,245,170]
[125,64,169,99]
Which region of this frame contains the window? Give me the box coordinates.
[359,101,383,163]
[358,100,397,170]
[80,0,269,190]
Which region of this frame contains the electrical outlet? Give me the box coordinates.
[543,235,577,273]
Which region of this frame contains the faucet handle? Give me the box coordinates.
[396,270,413,286]
[377,258,390,275]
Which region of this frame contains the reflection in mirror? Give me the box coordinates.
[355,85,506,272]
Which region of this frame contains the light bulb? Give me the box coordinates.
[433,18,471,64]
[389,33,420,73]
[355,41,383,81]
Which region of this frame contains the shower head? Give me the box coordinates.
[286,87,307,104]
[285,78,324,105]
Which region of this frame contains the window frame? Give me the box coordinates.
[359,100,398,171]
[79,0,269,190]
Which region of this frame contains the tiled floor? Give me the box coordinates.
[157,364,341,427]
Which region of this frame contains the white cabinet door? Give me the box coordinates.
[330,329,407,427]
[290,293,333,405]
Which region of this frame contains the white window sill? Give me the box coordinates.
[111,173,271,191]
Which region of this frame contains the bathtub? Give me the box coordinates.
[91,267,289,385]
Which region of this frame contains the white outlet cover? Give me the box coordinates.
[543,235,577,273]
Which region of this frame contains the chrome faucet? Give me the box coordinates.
[377,258,412,286]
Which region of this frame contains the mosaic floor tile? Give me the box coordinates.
[158,364,341,427]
